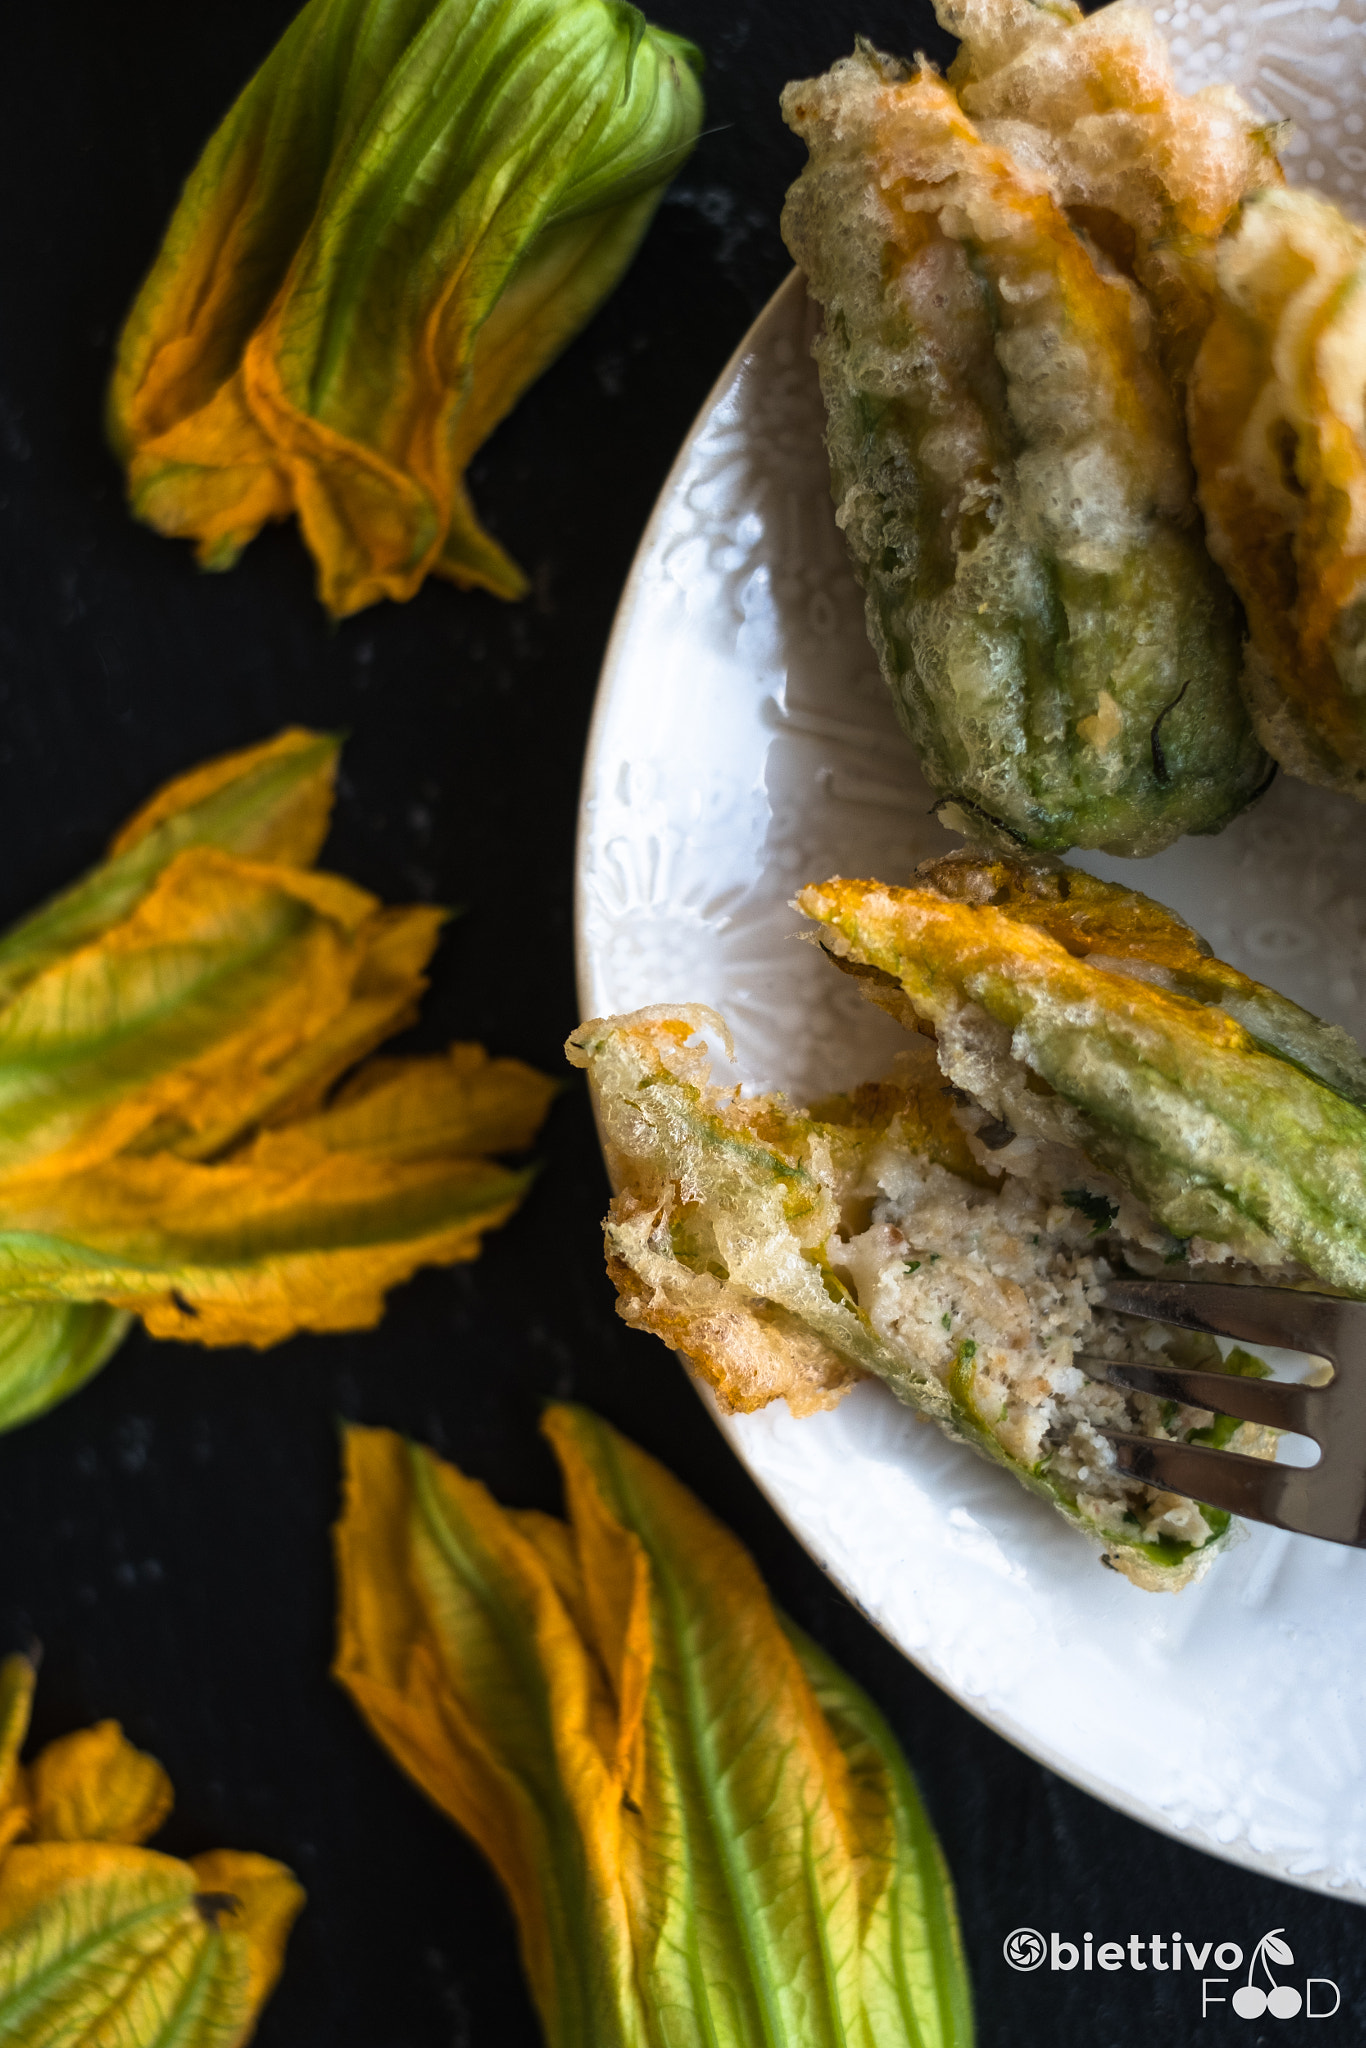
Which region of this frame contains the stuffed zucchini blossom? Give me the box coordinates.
[572,851,1366,1587]
[1191,189,1366,799]
[781,0,1276,854]
[0,1654,302,2048]
[109,0,704,616]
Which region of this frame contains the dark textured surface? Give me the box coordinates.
[0,2,1362,2043]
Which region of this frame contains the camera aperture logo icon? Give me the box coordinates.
[1003,1927,1047,1972]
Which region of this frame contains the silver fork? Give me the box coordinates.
[1076,1278,1366,1548]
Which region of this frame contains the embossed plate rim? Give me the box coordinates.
[577,135,1366,1895]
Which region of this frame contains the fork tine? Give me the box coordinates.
[1092,1283,1366,1546]
[1102,1430,1290,1524]
[1074,1355,1319,1437]
[1097,1278,1348,1362]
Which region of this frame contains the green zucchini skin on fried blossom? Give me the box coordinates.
[569,857,1366,1590]
[567,1002,1248,1592]
[780,20,1273,854]
[802,858,1366,1294]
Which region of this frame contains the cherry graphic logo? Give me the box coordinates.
[1232,1931,1301,2019]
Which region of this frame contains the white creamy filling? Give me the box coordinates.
[829,1147,1219,1549]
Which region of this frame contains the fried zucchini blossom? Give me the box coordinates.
[801,856,1366,1291]
[334,1405,972,2048]
[0,730,554,1432]
[781,0,1276,855]
[108,0,703,616]
[571,852,1366,1587]
[0,1654,302,2048]
[1190,188,1366,798]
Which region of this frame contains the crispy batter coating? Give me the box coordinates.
[781,18,1269,854]
[941,0,1280,386]
[800,856,1366,1291]
[568,1001,1279,1591]
[919,847,1366,1104]
[1190,188,1366,796]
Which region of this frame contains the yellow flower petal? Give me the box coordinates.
[0,1668,302,2045]
[307,1046,559,1160]
[0,1656,35,1858]
[0,1087,538,1345]
[0,729,341,1013]
[156,900,449,1163]
[333,1425,639,2038]
[0,731,549,1421]
[0,1842,300,2048]
[333,1409,973,2047]
[188,1851,306,2015]
[108,728,338,867]
[27,1723,173,1847]
[0,849,440,1181]
[109,0,703,616]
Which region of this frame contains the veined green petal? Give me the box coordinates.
[334,1427,647,2048]
[0,739,556,1411]
[786,1623,972,2048]
[0,730,340,1011]
[110,0,704,616]
[334,1409,974,2048]
[0,1149,534,1349]
[0,1673,302,2043]
[550,1405,922,2047]
[0,850,439,1179]
[0,1843,301,2048]
[0,733,547,1413]
[0,1305,131,1438]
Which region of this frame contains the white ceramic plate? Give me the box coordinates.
[576,11,1366,1899]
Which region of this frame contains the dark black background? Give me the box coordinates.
[0,2,1361,2043]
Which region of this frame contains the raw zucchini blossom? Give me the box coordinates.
[334,1405,973,2047]
[0,730,555,1433]
[0,1654,303,2048]
[108,0,704,616]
